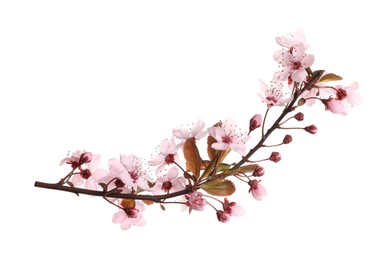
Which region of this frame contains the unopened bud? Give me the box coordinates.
[269,152,281,163]
[79,152,93,165]
[216,210,230,223]
[304,125,318,134]
[283,134,292,144]
[249,114,262,132]
[294,112,304,121]
[253,166,265,177]
[298,98,306,106]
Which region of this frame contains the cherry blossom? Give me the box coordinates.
[207,118,250,156]
[119,154,150,191]
[173,119,207,140]
[60,150,92,169]
[273,43,314,83]
[112,201,146,230]
[148,136,182,174]
[324,82,361,116]
[248,180,267,201]
[258,80,290,107]
[151,166,186,195]
[70,154,107,190]
[275,30,309,49]
[185,192,207,211]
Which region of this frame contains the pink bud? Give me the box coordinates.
[252,165,265,177]
[249,114,262,132]
[305,125,318,134]
[269,151,281,163]
[79,152,93,165]
[294,112,304,121]
[216,210,230,223]
[283,134,292,144]
[80,169,92,179]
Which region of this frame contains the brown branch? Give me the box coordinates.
[232,70,324,170]
[34,181,192,203]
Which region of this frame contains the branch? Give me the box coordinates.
[34,181,192,203]
[232,70,324,170]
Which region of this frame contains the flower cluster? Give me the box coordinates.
[35,31,361,230]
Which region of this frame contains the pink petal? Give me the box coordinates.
[212,142,230,151]
[112,211,126,224]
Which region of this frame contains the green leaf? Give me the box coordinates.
[200,178,236,196]
[319,73,343,83]
[183,138,202,178]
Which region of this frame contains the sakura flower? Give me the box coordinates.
[207,118,250,156]
[152,166,186,195]
[275,30,309,49]
[273,43,314,83]
[185,192,207,211]
[148,136,182,174]
[70,154,107,190]
[258,80,290,107]
[222,198,245,217]
[112,201,146,230]
[248,179,267,201]
[119,154,150,191]
[60,150,93,169]
[323,82,362,116]
[173,119,207,140]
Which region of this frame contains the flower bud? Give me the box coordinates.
[249,114,262,132]
[283,134,292,144]
[269,151,281,163]
[304,125,318,134]
[216,210,230,223]
[79,152,93,165]
[252,165,265,177]
[294,112,304,121]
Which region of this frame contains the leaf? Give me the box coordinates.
[207,135,217,160]
[121,199,135,208]
[218,164,259,178]
[200,178,236,196]
[183,138,202,178]
[143,200,155,205]
[160,204,166,211]
[319,73,343,83]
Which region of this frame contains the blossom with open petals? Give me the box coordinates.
[152,166,186,195]
[258,80,290,107]
[112,201,146,230]
[173,119,207,140]
[185,192,207,211]
[207,118,250,156]
[148,136,182,174]
[273,43,314,83]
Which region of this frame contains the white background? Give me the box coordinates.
[1,1,390,259]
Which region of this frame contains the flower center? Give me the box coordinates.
[162,181,173,192]
[165,153,175,164]
[129,170,139,182]
[291,60,301,70]
[80,169,91,179]
[222,135,233,144]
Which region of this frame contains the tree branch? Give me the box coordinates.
[34,181,192,203]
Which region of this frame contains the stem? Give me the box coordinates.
[34,181,192,203]
[232,70,324,170]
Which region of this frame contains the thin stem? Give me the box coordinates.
[232,70,324,171]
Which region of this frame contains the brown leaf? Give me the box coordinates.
[142,200,155,205]
[219,164,259,177]
[183,138,201,178]
[200,178,236,196]
[207,135,217,160]
[319,73,343,83]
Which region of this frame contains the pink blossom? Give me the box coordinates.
[323,82,361,116]
[60,150,92,169]
[112,201,146,230]
[222,198,245,217]
[173,119,207,140]
[248,180,267,201]
[119,154,150,191]
[275,30,309,49]
[70,154,107,190]
[258,80,290,107]
[273,43,314,83]
[207,118,250,156]
[148,136,182,174]
[152,166,186,195]
[185,192,207,211]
